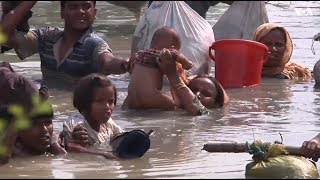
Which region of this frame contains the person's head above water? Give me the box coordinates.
[252,23,292,76]
[150,26,181,50]
[60,1,97,31]
[73,73,117,126]
[187,74,229,109]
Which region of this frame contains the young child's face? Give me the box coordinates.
[188,77,217,109]
[89,86,115,125]
[18,117,53,153]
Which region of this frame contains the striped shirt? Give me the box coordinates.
[14,26,112,83]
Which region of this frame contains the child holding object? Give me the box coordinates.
[61,73,124,159]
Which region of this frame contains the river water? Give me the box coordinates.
[0,1,320,179]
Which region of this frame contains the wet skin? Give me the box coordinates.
[188,77,217,109]
[259,28,287,67]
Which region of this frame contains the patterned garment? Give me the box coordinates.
[13,26,112,82]
[135,48,180,69]
[62,112,124,147]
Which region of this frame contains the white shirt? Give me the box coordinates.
[62,112,124,147]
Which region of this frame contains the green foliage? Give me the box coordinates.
[8,104,31,131]
[0,95,52,157]
[0,26,7,45]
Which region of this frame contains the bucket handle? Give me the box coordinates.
[263,51,270,64]
[209,45,215,61]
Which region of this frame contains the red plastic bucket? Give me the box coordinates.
[209,39,269,88]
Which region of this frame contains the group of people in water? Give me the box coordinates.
[0,1,319,165]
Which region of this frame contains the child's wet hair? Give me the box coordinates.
[73,73,117,113]
[150,26,181,49]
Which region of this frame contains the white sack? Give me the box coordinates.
[131,1,215,75]
[213,1,269,41]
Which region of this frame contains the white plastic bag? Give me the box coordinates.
[131,1,215,75]
[213,1,269,41]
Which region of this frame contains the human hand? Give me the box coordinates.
[301,139,320,162]
[71,125,90,147]
[102,152,119,160]
[127,53,137,74]
[156,48,178,76]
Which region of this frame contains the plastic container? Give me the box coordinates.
[209,39,269,88]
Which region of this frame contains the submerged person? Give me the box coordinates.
[124,26,193,110]
[0,100,66,164]
[61,73,124,159]
[125,48,229,115]
[252,23,312,80]
[1,1,133,84]
[0,61,67,165]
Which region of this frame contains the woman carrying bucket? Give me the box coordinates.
[253,23,312,80]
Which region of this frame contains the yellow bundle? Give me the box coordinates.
[245,140,319,179]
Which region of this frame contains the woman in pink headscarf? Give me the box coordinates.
[253,23,311,80]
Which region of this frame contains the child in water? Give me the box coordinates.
[61,73,124,159]
[123,26,193,110]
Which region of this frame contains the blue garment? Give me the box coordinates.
[33,27,110,79]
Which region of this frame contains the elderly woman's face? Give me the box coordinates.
[259,28,286,67]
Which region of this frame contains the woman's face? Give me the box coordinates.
[188,77,217,109]
[89,86,115,125]
[259,28,287,67]
[19,117,53,154]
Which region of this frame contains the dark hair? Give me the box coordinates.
[193,75,225,108]
[60,1,96,9]
[73,73,117,113]
[150,26,181,49]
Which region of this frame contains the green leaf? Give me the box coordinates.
[8,104,25,117]
[0,27,7,45]
[13,118,31,131]
[0,144,8,156]
[0,119,7,135]
[30,95,52,117]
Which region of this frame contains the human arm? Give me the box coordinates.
[301,133,320,162]
[48,132,67,155]
[1,1,37,48]
[64,125,118,159]
[97,52,132,75]
[157,48,206,115]
[173,51,193,70]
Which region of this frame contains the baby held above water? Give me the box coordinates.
[123,26,193,110]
